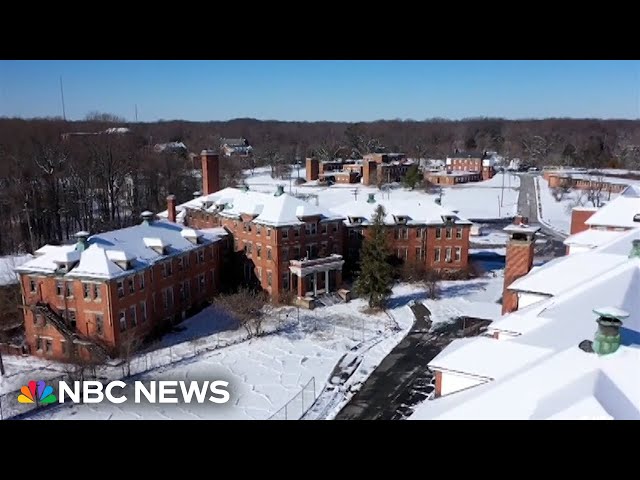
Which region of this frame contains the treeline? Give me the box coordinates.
[1,116,640,255]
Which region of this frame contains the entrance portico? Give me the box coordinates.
[289,254,344,298]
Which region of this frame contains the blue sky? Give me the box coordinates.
[1,60,639,122]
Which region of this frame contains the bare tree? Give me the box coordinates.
[214,288,271,338]
[586,175,606,208]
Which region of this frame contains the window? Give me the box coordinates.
[117,280,125,298]
[36,336,43,351]
[256,267,262,281]
[29,278,36,293]
[65,282,73,297]
[455,247,462,262]
[294,228,301,238]
[321,223,328,234]
[397,248,408,260]
[281,248,289,262]
[282,229,289,239]
[256,225,261,235]
[306,222,317,235]
[56,281,64,296]
[403,228,408,240]
[95,314,104,336]
[435,228,442,239]
[34,313,43,327]
[245,222,252,232]
[445,247,452,262]
[61,340,69,357]
[199,274,205,292]
[210,269,216,288]
[282,273,290,290]
[267,248,272,261]
[179,282,186,301]
[140,302,147,323]
[434,248,441,262]
[246,243,253,256]
[417,228,425,239]
[332,244,339,254]
[128,276,135,294]
[45,339,52,354]
[267,228,272,238]
[256,245,261,258]
[178,256,184,270]
[267,271,272,287]
[150,267,154,283]
[416,247,424,260]
[456,227,463,239]
[306,244,318,259]
[165,261,173,277]
[446,227,453,239]
[332,223,338,233]
[139,273,145,290]
[94,284,101,300]
[198,249,204,263]
[119,311,126,332]
[130,305,137,327]
[83,282,91,299]
[294,246,301,259]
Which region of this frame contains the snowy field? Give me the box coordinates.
[244,167,520,220]
[536,177,618,234]
[3,269,505,420]
[13,285,416,420]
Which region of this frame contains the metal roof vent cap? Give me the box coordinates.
[141,211,155,225]
[592,306,629,355]
[75,231,90,252]
[629,239,640,258]
[367,193,376,203]
[274,185,285,197]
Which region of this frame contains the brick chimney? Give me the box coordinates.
[306,157,319,181]
[167,194,177,223]
[201,150,220,195]
[502,221,540,315]
[569,207,597,235]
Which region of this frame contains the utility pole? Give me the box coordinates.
[501,171,505,207]
[59,76,66,121]
[135,104,138,122]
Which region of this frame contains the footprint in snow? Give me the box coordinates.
[301,356,308,364]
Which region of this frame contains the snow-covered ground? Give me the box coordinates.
[536,177,618,234]
[3,268,506,420]
[244,167,520,220]
[0,254,34,286]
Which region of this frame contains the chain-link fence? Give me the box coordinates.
[268,377,317,420]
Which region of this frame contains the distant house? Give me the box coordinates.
[154,142,188,153]
[446,150,495,180]
[222,138,252,157]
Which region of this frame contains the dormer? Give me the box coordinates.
[393,215,409,225]
[441,214,457,225]
[53,250,81,273]
[634,213,640,223]
[348,216,365,225]
[143,237,171,255]
[106,250,136,271]
[201,199,214,210]
[181,228,203,245]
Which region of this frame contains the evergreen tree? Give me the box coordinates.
[355,204,393,309]
[403,164,422,190]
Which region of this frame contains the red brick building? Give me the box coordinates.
[15,215,227,361]
[445,151,495,180]
[163,153,472,305]
[424,171,482,185]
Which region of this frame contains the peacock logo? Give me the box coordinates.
[17,380,57,404]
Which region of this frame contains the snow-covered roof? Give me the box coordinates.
[330,195,471,226]
[507,251,625,295]
[503,223,541,235]
[585,185,640,228]
[563,229,622,249]
[104,127,131,134]
[413,345,640,420]
[158,187,343,227]
[154,142,187,152]
[0,254,34,286]
[429,336,552,380]
[15,221,228,280]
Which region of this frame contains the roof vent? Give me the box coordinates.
[367,193,376,203]
[75,231,90,252]
[629,239,640,259]
[634,214,640,223]
[435,198,442,205]
[592,307,628,355]
[141,211,155,225]
[274,185,285,197]
[193,191,202,199]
